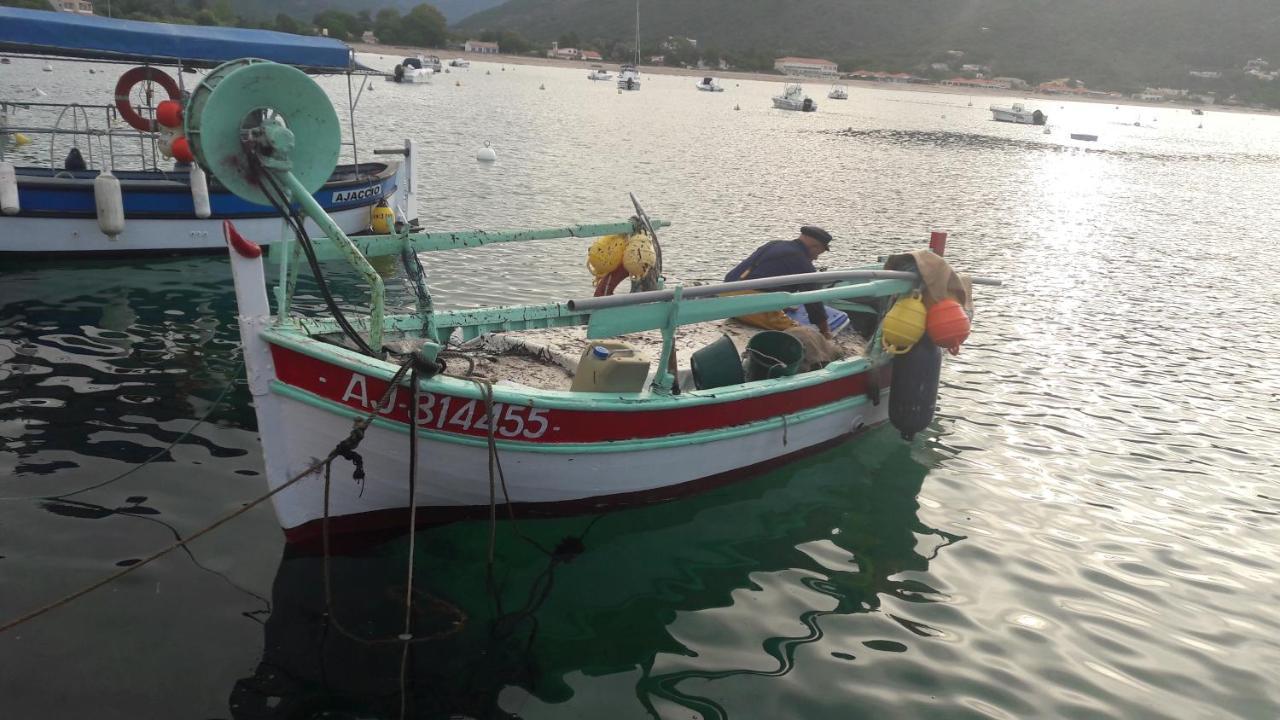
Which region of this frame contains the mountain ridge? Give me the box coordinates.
[456,0,1280,88]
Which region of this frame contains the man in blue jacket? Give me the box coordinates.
[724,226,833,337]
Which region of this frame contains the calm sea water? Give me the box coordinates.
[2,54,1280,719]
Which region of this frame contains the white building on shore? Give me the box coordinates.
[48,0,93,15]
[464,40,500,54]
[773,56,838,78]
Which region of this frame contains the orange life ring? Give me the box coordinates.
[114,67,180,132]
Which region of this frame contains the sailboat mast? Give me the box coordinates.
[635,0,640,65]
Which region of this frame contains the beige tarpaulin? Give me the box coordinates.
[884,249,973,314]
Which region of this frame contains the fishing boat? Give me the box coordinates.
[695,77,724,92]
[587,65,613,81]
[989,103,1046,125]
[188,60,986,542]
[448,58,470,68]
[0,8,415,257]
[618,0,641,91]
[828,84,849,100]
[773,83,817,112]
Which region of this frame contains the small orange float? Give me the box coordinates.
[926,298,970,355]
[155,99,183,128]
[170,135,194,163]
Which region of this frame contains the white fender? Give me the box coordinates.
[93,170,125,238]
[189,162,211,219]
[0,161,19,215]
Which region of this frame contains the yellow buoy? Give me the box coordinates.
[587,233,627,277]
[13,132,31,146]
[370,200,395,234]
[881,293,927,355]
[621,232,656,278]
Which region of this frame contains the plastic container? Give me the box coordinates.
[690,335,744,390]
[745,331,803,381]
[570,341,651,392]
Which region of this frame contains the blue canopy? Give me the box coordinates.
[0,7,355,72]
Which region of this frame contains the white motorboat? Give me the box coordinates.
[391,56,434,83]
[990,103,1046,125]
[695,76,724,92]
[449,58,469,68]
[617,64,641,91]
[588,65,613,81]
[828,84,848,100]
[772,83,816,112]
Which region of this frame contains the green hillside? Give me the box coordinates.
[458,0,1280,89]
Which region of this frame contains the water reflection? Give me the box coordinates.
[0,258,248,472]
[230,429,956,719]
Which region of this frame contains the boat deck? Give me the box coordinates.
[336,320,869,392]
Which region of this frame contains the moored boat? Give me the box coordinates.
[990,102,1047,125]
[617,0,642,91]
[695,77,724,92]
[390,55,434,83]
[0,7,415,257]
[828,84,849,100]
[773,83,817,112]
[617,64,641,91]
[588,65,613,81]
[187,60,989,542]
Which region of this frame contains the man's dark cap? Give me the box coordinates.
[800,225,832,247]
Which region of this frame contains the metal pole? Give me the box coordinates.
[568,270,920,312]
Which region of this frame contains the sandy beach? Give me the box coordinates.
[350,41,1264,115]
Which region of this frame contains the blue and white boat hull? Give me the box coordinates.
[2,156,413,257]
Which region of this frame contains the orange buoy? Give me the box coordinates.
[170,135,194,163]
[926,298,970,355]
[155,99,183,128]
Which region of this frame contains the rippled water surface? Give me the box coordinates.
[3,55,1280,719]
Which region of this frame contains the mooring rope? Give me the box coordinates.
[0,360,412,636]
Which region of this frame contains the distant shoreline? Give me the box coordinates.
[351,42,1270,116]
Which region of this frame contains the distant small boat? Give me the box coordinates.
[449,58,469,68]
[1069,133,1098,141]
[695,76,724,92]
[773,83,817,112]
[990,103,1046,125]
[42,63,53,72]
[827,84,848,100]
[587,65,612,81]
[1191,108,1204,115]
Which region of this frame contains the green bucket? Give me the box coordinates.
[690,335,745,390]
[745,331,803,381]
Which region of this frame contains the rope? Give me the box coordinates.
[0,361,411,636]
[318,359,465,648]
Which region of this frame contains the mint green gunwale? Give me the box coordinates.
[263,327,879,412]
[270,379,880,454]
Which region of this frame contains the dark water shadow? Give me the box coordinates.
[229,428,958,719]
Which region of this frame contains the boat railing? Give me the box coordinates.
[0,100,160,171]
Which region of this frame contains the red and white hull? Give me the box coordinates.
[261,346,888,541]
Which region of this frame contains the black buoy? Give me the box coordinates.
[889,335,942,441]
[64,147,87,172]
